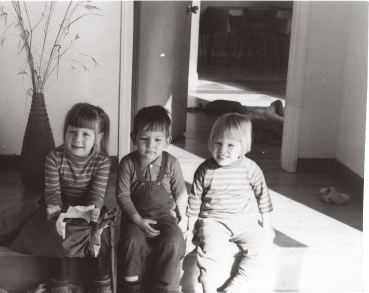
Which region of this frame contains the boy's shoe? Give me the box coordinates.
[151,282,168,293]
[152,288,168,293]
[50,288,71,293]
[120,280,141,293]
[93,279,112,293]
[50,280,72,293]
[93,287,112,293]
[50,285,72,293]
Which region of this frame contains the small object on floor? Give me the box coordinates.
[319,187,350,204]
[0,288,8,293]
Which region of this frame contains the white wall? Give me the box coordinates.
[298,2,350,158]
[298,1,367,178]
[336,2,368,177]
[0,1,120,156]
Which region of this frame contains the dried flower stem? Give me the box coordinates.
[0,1,102,95]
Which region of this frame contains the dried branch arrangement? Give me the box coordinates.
[0,1,102,95]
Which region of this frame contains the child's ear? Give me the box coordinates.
[130,132,137,145]
[165,136,172,148]
[97,133,104,143]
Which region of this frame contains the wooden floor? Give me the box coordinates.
[0,61,364,292]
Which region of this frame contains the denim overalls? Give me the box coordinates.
[130,151,174,220]
[118,151,185,284]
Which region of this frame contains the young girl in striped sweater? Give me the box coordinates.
[186,113,276,293]
[10,103,112,293]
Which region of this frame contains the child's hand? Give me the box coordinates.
[46,204,61,219]
[184,231,197,255]
[46,204,60,216]
[170,209,177,219]
[263,225,276,242]
[178,215,188,234]
[138,218,160,238]
[261,212,275,242]
[89,208,101,222]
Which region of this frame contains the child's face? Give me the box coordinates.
[211,136,242,166]
[133,129,171,163]
[65,125,96,157]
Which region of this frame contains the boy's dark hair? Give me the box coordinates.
[132,105,171,138]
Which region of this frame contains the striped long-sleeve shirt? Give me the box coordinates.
[44,145,110,209]
[186,156,273,219]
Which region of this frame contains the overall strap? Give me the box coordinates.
[129,152,145,183]
[157,151,168,183]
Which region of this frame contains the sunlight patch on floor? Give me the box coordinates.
[242,201,362,291]
[188,93,283,108]
[189,80,246,92]
[269,189,362,246]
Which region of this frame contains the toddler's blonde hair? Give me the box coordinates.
[208,113,252,155]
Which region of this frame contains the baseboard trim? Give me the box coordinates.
[0,155,119,172]
[334,159,364,195]
[296,158,336,173]
[0,155,20,170]
[297,158,364,195]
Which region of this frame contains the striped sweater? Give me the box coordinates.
[44,145,110,209]
[186,156,273,219]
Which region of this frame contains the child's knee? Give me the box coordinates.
[118,235,147,255]
[160,237,185,252]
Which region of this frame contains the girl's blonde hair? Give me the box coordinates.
[63,103,110,156]
[208,113,252,155]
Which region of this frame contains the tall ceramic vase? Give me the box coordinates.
[20,93,55,191]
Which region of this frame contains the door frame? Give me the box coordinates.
[118,1,311,170]
[118,1,134,160]
[281,1,311,172]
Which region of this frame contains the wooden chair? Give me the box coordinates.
[198,6,234,67]
[269,5,293,69]
[198,26,217,66]
[232,8,276,70]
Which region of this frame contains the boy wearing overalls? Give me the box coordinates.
[116,106,188,293]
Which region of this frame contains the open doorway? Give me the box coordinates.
[120,1,310,171]
[187,1,293,164]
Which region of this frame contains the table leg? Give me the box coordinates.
[206,33,215,66]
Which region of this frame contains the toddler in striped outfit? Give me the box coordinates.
[9,103,112,293]
[186,113,275,293]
